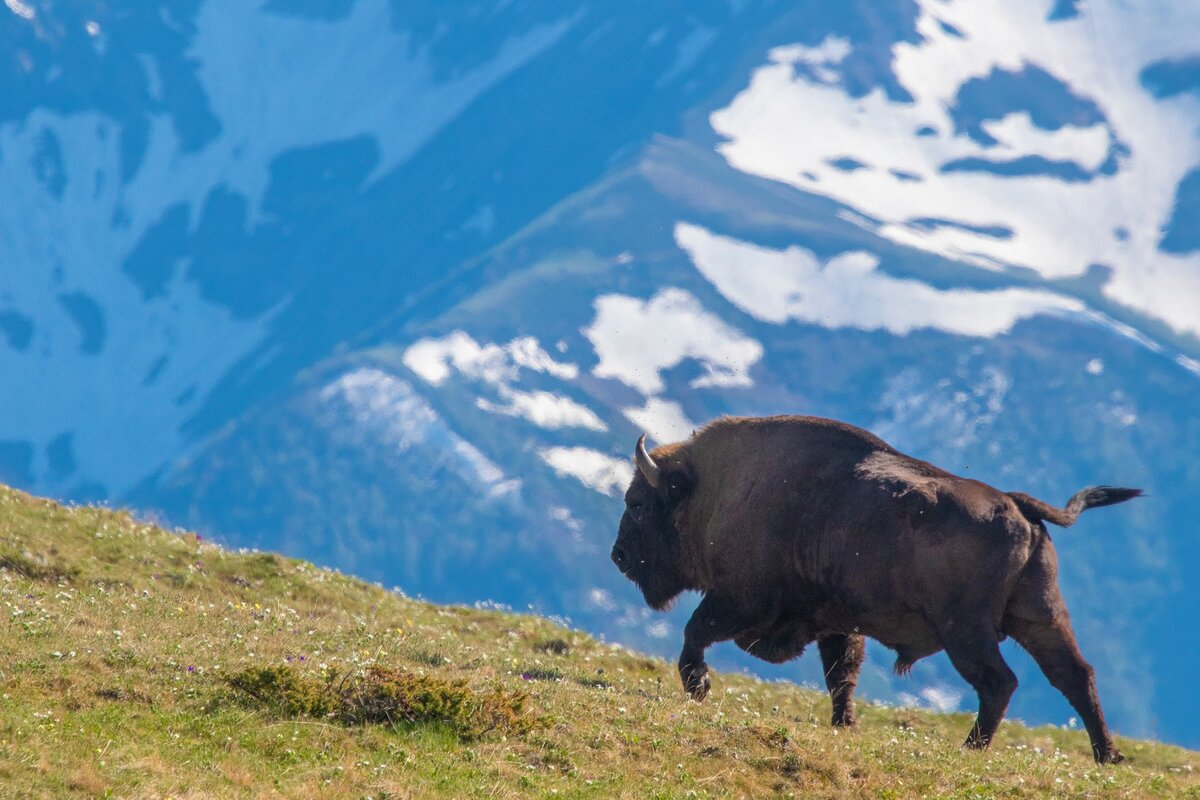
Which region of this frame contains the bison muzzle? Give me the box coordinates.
[611,415,1140,764]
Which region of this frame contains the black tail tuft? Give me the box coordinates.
[1066,486,1144,516]
[1009,486,1142,528]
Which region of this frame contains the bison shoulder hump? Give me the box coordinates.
[855,453,940,499]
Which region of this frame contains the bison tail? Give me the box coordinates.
[1008,486,1142,528]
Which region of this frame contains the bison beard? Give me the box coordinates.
[611,416,1141,764]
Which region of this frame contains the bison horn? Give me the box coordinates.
[635,434,661,488]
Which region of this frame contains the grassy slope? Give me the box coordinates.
[0,485,1196,800]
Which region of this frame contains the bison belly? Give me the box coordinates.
[734,619,813,664]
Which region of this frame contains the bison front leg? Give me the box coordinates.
[679,594,760,702]
[818,634,865,727]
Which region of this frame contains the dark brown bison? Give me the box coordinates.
[610,415,1140,763]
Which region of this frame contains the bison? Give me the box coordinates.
[610,415,1140,763]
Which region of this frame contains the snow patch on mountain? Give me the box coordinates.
[476,391,605,432]
[769,37,852,84]
[900,683,965,713]
[583,288,763,395]
[403,331,603,431]
[405,331,578,386]
[538,447,634,496]
[0,113,278,496]
[873,365,1011,453]
[189,0,577,215]
[623,398,695,445]
[1097,390,1139,428]
[978,112,1110,169]
[4,0,34,21]
[711,0,1200,336]
[676,222,1084,336]
[320,367,520,499]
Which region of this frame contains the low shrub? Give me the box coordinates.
[226,665,534,740]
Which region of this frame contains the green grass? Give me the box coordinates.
[0,484,1196,799]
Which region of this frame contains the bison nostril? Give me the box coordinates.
[611,546,627,569]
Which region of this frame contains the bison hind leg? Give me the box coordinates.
[1006,615,1123,764]
[819,634,865,728]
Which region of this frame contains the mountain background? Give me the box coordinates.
[3,0,1198,746]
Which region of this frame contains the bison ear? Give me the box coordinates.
[660,464,695,505]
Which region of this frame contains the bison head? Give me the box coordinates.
[611,435,693,610]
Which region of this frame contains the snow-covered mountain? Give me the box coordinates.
[714,0,1200,341]
[4,0,1199,745]
[1,0,790,496]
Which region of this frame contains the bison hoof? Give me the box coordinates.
[681,665,710,702]
[963,732,991,751]
[1096,748,1125,765]
[831,709,857,728]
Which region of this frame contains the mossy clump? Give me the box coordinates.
[226,665,337,719]
[532,638,571,655]
[227,665,534,740]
